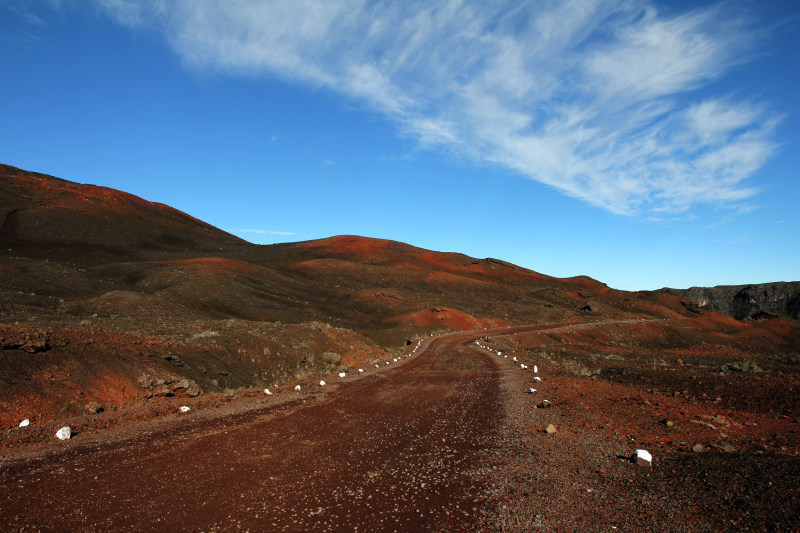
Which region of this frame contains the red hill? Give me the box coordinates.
[1,164,797,437]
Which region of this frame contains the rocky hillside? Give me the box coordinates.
[661,282,800,321]
[0,163,731,426]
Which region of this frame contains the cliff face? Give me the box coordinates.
[661,282,800,320]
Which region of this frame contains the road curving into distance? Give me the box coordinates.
[1,324,568,532]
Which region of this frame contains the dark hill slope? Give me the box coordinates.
[0,164,697,344]
[2,164,798,432]
[0,164,246,259]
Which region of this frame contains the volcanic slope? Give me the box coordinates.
[0,164,696,337]
[0,163,791,431]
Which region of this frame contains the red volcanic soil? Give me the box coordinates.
[389,306,511,330]
[2,164,799,530]
[2,323,799,531]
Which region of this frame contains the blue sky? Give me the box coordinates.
[1,0,798,291]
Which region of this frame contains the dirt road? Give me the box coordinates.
[0,331,506,532]
[4,322,798,532]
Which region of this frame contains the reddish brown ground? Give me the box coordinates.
[2,322,798,532]
[2,165,799,530]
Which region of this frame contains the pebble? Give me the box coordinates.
[692,443,705,453]
[546,424,557,434]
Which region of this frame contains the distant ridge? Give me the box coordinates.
[660,282,800,321]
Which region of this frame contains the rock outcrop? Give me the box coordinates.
[660,282,800,321]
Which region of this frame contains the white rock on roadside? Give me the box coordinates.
[179,406,191,413]
[338,372,346,378]
[358,368,364,373]
[55,426,72,440]
[19,419,30,428]
[633,449,652,467]
[320,380,326,387]
[294,385,301,391]
[264,388,273,395]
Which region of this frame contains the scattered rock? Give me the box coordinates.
[663,419,674,428]
[320,380,326,386]
[633,449,652,467]
[19,419,30,428]
[138,374,201,398]
[715,441,737,452]
[720,361,763,374]
[540,400,552,408]
[692,443,705,453]
[179,406,191,413]
[545,424,557,434]
[264,388,273,395]
[55,426,72,440]
[338,372,346,378]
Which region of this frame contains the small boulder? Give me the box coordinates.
[55,426,72,440]
[715,441,737,452]
[692,443,705,453]
[264,388,273,395]
[179,406,191,413]
[19,419,30,428]
[320,380,326,387]
[338,372,346,378]
[633,449,652,467]
[540,399,552,408]
[294,385,301,391]
[545,424,557,434]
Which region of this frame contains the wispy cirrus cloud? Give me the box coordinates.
[96,0,780,216]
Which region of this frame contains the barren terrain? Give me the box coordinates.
[2,164,799,530]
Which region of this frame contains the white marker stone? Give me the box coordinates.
[633,449,652,467]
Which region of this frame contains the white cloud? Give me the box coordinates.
[96,0,779,216]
